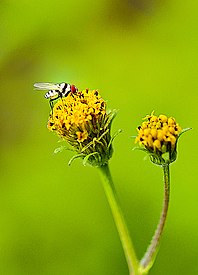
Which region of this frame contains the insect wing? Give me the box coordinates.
[34,82,59,91]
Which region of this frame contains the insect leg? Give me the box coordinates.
[58,92,64,108]
[49,100,54,114]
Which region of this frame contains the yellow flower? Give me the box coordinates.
[48,89,117,166]
[135,113,184,165]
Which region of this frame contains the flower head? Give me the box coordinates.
[48,89,117,166]
[135,112,189,165]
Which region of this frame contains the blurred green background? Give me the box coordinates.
[1,0,197,274]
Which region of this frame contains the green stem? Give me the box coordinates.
[98,163,140,275]
[140,164,170,274]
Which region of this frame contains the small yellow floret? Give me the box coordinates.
[150,115,158,122]
[76,131,88,142]
[157,130,164,141]
[150,128,157,139]
[168,117,176,125]
[153,140,161,150]
[143,128,150,136]
[158,115,168,123]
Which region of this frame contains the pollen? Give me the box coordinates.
[135,113,182,153]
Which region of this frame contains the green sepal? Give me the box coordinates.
[178,127,192,138]
[68,153,85,166]
[65,109,119,167]
[82,152,101,166]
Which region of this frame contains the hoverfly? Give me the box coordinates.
[34,82,78,109]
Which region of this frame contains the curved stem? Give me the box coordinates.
[140,164,170,274]
[98,163,140,275]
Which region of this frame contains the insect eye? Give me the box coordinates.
[71,85,78,92]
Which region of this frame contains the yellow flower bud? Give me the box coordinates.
[135,112,183,165]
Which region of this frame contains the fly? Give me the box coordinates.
[34,82,78,109]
